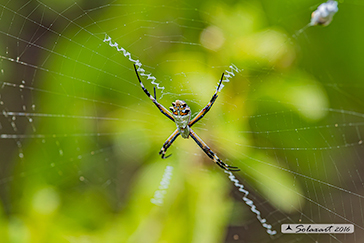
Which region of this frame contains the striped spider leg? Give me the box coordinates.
[188,73,224,127]
[159,128,179,159]
[134,64,239,171]
[189,129,240,171]
[133,64,175,122]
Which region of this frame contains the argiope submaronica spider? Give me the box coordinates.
[134,64,240,171]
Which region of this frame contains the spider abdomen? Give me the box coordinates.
[178,125,190,139]
[174,115,191,138]
[170,100,192,138]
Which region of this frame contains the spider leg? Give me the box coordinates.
[189,129,240,171]
[188,72,224,127]
[133,64,174,122]
[159,129,180,159]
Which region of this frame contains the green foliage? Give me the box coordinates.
[1,0,361,242]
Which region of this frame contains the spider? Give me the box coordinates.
[133,64,240,171]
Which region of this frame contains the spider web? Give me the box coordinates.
[0,0,363,242]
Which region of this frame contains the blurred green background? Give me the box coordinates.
[0,0,363,242]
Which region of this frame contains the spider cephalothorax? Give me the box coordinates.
[133,64,239,171]
[169,100,191,138]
